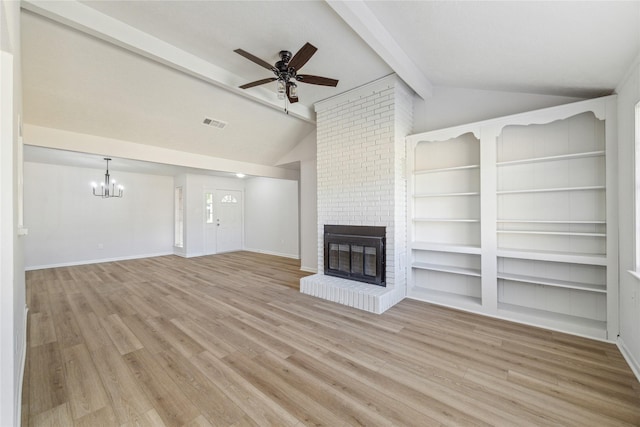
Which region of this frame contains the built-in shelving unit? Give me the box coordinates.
[495,111,609,338]
[406,96,618,341]
[408,133,482,309]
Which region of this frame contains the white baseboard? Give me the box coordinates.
[244,248,299,259]
[25,251,174,271]
[617,337,640,383]
[184,252,206,258]
[17,305,28,426]
[300,266,318,273]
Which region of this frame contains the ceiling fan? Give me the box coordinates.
[234,42,338,104]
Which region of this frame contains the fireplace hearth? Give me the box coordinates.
[324,225,385,286]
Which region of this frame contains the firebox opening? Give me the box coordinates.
[324,225,385,286]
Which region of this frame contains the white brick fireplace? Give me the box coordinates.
[300,75,413,314]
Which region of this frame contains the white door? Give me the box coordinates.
[215,189,243,253]
[203,190,217,255]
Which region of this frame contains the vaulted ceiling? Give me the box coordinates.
[20,1,640,175]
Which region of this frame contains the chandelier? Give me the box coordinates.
[91,158,124,198]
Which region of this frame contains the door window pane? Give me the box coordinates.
[205,193,214,224]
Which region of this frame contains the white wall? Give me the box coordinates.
[244,177,299,258]
[24,162,174,269]
[413,86,584,133]
[277,131,317,270]
[276,129,316,165]
[616,57,640,378]
[300,159,317,272]
[0,1,25,425]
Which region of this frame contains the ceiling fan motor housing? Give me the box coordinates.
[279,50,292,63]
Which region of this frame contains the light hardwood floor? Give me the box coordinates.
[22,251,640,426]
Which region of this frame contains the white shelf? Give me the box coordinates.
[497,249,607,266]
[497,272,606,293]
[497,230,606,237]
[415,164,480,174]
[497,303,607,339]
[496,150,605,166]
[414,192,480,198]
[412,242,482,255]
[497,220,606,224]
[414,218,480,223]
[409,287,482,309]
[497,186,605,195]
[413,262,481,277]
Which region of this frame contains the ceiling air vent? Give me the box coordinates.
[202,117,227,129]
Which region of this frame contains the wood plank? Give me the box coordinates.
[29,402,73,427]
[100,313,144,355]
[285,350,438,426]
[28,342,67,417]
[89,341,154,424]
[222,351,347,426]
[74,405,118,427]
[119,409,167,427]
[170,317,236,359]
[154,349,246,426]
[29,311,57,347]
[61,343,110,419]
[190,351,299,427]
[260,351,396,426]
[123,348,200,427]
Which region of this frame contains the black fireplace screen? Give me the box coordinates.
[324,225,385,286]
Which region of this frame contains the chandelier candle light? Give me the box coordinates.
[91,158,124,198]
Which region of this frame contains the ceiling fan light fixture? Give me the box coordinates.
[277,79,286,100]
[289,82,298,98]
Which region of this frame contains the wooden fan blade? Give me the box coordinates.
[234,49,275,71]
[239,77,277,89]
[288,42,317,71]
[296,74,339,87]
